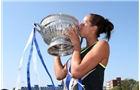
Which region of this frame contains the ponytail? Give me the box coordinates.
[104,19,114,41]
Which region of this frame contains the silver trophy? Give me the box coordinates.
[35,13,79,56]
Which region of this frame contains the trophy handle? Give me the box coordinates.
[34,22,44,33]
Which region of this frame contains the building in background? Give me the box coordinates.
[105,77,121,90]
[103,86,106,90]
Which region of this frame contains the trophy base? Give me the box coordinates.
[47,37,74,56]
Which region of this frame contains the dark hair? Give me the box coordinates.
[89,13,114,41]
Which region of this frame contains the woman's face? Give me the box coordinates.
[79,15,92,38]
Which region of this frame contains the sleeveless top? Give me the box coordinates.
[63,41,106,90]
[80,42,105,90]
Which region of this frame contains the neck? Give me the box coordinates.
[86,38,98,47]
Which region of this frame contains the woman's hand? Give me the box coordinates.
[64,24,81,48]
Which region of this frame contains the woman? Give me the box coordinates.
[54,13,114,90]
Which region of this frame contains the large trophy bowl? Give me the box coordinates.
[35,13,79,56]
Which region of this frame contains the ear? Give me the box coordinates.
[91,25,97,31]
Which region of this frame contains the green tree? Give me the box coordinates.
[134,81,139,90]
[112,86,122,90]
[121,78,136,90]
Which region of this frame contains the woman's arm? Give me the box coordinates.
[54,56,68,80]
[71,40,110,79]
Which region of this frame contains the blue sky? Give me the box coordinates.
[1,1,139,89]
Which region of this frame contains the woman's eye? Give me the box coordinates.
[83,23,86,26]
[81,23,84,26]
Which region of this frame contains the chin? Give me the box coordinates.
[79,33,83,37]
[79,34,82,37]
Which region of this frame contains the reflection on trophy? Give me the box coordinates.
[35,13,79,56]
